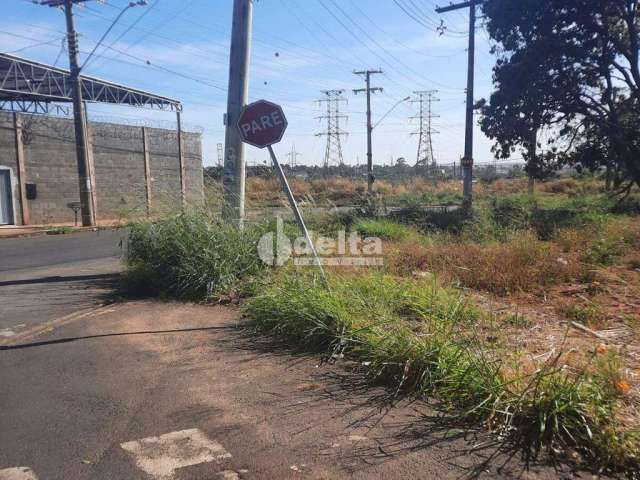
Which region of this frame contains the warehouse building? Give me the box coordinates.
[0,53,203,226]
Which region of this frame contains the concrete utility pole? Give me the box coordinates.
[223,0,253,226]
[64,0,95,227]
[43,0,96,227]
[40,0,145,226]
[353,70,383,193]
[436,0,481,211]
[527,128,537,196]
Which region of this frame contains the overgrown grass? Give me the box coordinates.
[354,218,414,241]
[244,272,637,471]
[124,212,268,300]
[388,231,586,295]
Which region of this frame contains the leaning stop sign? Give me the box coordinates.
[237,100,288,148]
[237,99,328,286]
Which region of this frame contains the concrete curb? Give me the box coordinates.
[0,226,124,240]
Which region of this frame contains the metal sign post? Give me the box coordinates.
[237,100,328,287]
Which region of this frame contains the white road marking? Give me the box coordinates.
[0,467,39,480]
[0,324,25,338]
[217,471,240,480]
[120,428,232,479]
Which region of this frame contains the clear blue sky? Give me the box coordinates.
[3,0,502,167]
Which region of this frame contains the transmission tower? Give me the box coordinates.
[287,144,302,168]
[217,143,224,167]
[410,90,439,173]
[316,90,348,168]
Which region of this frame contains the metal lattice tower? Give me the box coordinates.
[316,90,348,168]
[287,144,302,168]
[217,143,224,167]
[410,90,439,171]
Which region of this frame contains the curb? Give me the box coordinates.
[0,226,124,240]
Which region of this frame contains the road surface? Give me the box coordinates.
[0,231,571,479]
[0,230,125,337]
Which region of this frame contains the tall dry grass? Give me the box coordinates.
[388,232,586,295]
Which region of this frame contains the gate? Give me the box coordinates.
[0,169,14,225]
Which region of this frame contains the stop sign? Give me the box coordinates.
[237,100,288,148]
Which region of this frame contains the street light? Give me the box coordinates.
[372,96,411,130]
[80,1,148,71]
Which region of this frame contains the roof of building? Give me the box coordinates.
[0,53,182,113]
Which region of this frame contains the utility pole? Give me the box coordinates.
[436,0,481,211]
[40,0,145,227]
[316,90,348,170]
[39,0,95,226]
[287,144,302,168]
[411,90,439,175]
[527,128,537,196]
[353,70,383,193]
[223,0,253,226]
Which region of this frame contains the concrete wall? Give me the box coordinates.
[0,111,203,225]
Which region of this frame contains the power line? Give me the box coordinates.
[83,0,162,70]
[347,0,466,60]
[324,0,458,90]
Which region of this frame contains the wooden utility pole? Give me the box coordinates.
[223,0,253,226]
[436,0,481,212]
[353,70,383,193]
[63,0,95,226]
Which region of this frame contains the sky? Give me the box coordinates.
[2,0,506,168]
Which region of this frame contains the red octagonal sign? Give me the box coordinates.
[237,100,288,149]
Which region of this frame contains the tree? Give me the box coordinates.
[480,0,640,193]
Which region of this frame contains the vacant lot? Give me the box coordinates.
[126,176,640,475]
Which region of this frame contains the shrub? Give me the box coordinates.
[486,194,614,240]
[583,217,640,266]
[124,212,267,300]
[558,300,608,329]
[610,194,640,215]
[490,195,537,231]
[391,206,469,234]
[539,177,580,195]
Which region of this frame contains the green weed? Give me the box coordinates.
[354,218,414,241]
[123,211,268,300]
[245,272,637,471]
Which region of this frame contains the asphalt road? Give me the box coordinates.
[0,229,126,273]
[0,230,126,337]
